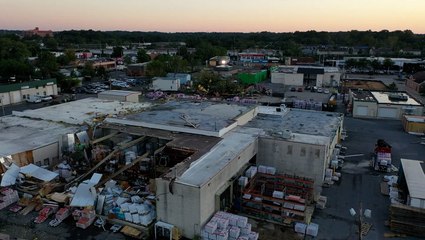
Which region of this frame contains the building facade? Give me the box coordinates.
[0,79,58,106]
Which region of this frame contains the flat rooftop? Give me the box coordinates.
[105,101,256,137]
[12,98,150,125]
[0,116,79,156]
[351,90,376,101]
[176,127,262,187]
[246,107,343,140]
[344,80,388,91]
[371,91,422,106]
[400,159,425,200]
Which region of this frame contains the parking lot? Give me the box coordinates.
[313,117,425,240]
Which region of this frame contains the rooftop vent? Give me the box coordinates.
[388,93,408,101]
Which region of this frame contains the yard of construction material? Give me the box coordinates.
[313,117,425,240]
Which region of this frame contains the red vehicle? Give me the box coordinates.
[371,139,392,172]
[34,206,58,224]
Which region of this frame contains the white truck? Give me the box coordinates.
[26,95,42,103]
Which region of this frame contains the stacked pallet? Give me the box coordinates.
[389,204,425,237]
[201,211,259,240]
[0,188,19,210]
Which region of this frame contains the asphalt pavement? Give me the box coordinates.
[313,116,425,240]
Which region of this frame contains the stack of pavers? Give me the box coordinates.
[0,188,19,210]
[202,211,259,240]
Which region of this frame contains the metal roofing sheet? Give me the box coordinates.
[20,164,58,182]
[401,158,425,200]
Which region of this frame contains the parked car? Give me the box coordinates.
[297,87,303,92]
[311,86,318,92]
[290,87,296,92]
[317,87,323,93]
[304,86,311,90]
[323,89,330,94]
[40,95,53,101]
[26,95,42,103]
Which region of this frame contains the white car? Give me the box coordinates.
[323,89,330,94]
[40,95,53,101]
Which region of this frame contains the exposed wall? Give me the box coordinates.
[32,143,59,167]
[257,137,327,192]
[323,72,341,86]
[156,178,201,239]
[156,138,258,239]
[408,196,425,209]
[352,101,377,118]
[271,72,303,86]
[199,140,257,234]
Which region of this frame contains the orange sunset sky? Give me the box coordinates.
[1,0,424,33]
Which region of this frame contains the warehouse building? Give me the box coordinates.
[98,90,141,103]
[271,66,341,87]
[0,79,57,106]
[350,90,423,119]
[1,97,345,239]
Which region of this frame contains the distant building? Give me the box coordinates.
[0,79,58,106]
[350,90,423,119]
[151,77,181,91]
[271,65,341,87]
[23,27,53,38]
[126,63,149,77]
[406,71,425,94]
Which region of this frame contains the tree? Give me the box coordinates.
[111,46,123,58]
[96,66,107,80]
[136,49,150,63]
[146,60,166,78]
[44,37,58,50]
[37,51,58,78]
[383,58,394,73]
[81,62,96,78]
[388,82,398,90]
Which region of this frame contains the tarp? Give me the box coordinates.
[20,164,58,182]
[0,163,20,186]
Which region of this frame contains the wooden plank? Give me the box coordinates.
[90,132,119,145]
[95,152,149,187]
[66,136,146,188]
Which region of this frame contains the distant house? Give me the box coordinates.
[0,79,58,105]
[23,27,53,38]
[406,71,425,94]
[126,63,149,77]
[151,77,180,91]
[166,73,191,85]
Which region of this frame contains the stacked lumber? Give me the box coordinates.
[389,204,425,237]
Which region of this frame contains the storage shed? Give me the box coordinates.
[98,90,141,103]
[402,115,425,135]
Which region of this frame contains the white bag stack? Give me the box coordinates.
[294,222,307,234]
[203,212,259,240]
[258,165,267,174]
[266,167,276,175]
[306,223,319,237]
[245,166,257,178]
[238,176,248,187]
[272,191,284,199]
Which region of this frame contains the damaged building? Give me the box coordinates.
[0,96,343,239]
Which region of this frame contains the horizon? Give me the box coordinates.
[1,28,424,35]
[1,0,425,34]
